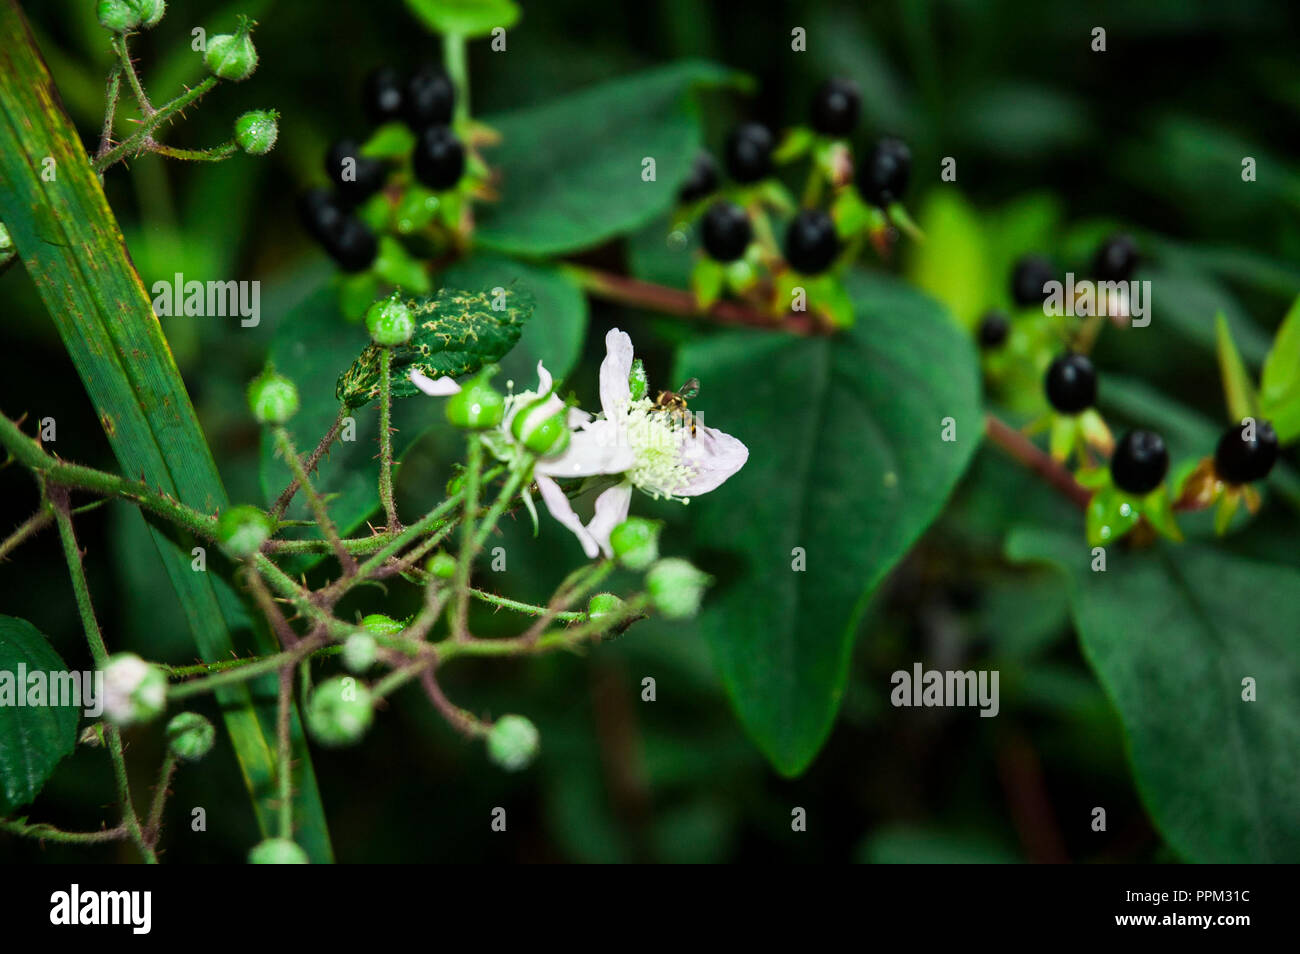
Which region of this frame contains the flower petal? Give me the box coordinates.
[675,424,749,496]
[536,473,599,559]
[536,419,635,477]
[598,328,635,417]
[534,360,553,397]
[410,369,462,397]
[585,482,633,559]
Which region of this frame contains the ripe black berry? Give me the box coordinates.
[321,215,378,272]
[403,67,455,130]
[325,138,388,206]
[1093,233,1139,282]
[810,78,861,137]
[978,311,1009,349]
[1111,430,1169,495]
[1011,255,1055,307]
[412,125,466,191]
[783,209,839,275]
[1215,419,1278,484]
[855,137,910,207]
[724,122,774,184]
[362,67,404,125]
[701,201,752,263]
[297,188,344,243]
[678,152,719,203]
[1044,352,1096,414]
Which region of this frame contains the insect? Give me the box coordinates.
[653,378,700,436]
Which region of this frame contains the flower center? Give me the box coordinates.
[621,397,695,500]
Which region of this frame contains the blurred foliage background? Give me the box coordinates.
[3,0,1299,863]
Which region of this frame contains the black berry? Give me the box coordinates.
[783,209,839,275]
[1093,233,1139,282]
[297,188,344,243]
[1215,419,1278,484]
[978,311,1010,349]
[321,215,378,272]
[1011,255,1055,307]
[403,67,455,131]
[855,137,910,207]
[1044,352,1097,414]
[412,125,466,191]
[678,152,719,203]
[362,67,404,125]
[1111,430,1169,495]
[810,78,861,137]
[724,122,774,184]
[325,138,388,206]
[701,201,752,263]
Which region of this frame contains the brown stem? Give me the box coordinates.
[984,414,1091,510]
[270,408,347,520]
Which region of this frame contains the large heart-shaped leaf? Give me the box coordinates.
[1006,526,1300,862]
[673,271,982,775]
[0,616,79,814]
[475,61,747,257]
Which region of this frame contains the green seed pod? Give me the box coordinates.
[234,109,279,156]
[609,517,661,571]
[135,0,166,28]
[97,0,140,32]
[216,504,274,559]
[247,369,299,424]
[102,653,168,727]
[486,714,539,771]
[342,633,377,673]
[510,397,570,457]
[205,16,259,82]
[305,676,373,747]
[587,592,625,627]
[446,370,504,430]
[365,292,415,346]
[166,711,215,762]
[426,551,457,579]
[646,558,712,620]
[248,837,309,864]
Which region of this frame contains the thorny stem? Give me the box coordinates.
[0,509,52,562]
[421,667,484,737]
[144,752,178,846]
[469,587,586,621]
[274,426,358,573]
[378,349,399,531]
[270,406,348,519]
[96,62,123,160]
[111,33,154,117]
[152,141,240,163]
[92,75,220,173]
[276,668,294,839]
[0,818,126,845]
[452,436,484,638]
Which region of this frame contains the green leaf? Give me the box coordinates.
[690,256,725,308]
[0,5,331,860]
[336,285,530,409]
[1260,295,1300,442]
[404,0,520,37]
[905,189,989,330]
[475,61,748,257]
[857,825,1019,864]
[1085,486,1140,547]
[1006,527,1300,862]
[674,271,982,774]
[373,236,432,294]
[0,616,79,814]
[1215,311,1258,423]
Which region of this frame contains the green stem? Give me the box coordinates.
[92,75,219,172]
[469,587,586,621]
[110,33,153,116]
[96,62,122,160]
[106,727,156,863]
[0,509,52,562]
[144,752,177,844]
[152,141,239,162]
[169,646,312,700]
[270,407,347,519]
[276,668,293,839]
[0,818,126,845]
[453,436,484,637]
[274,426,358,573]
[163,645,342,678]
[378,348,399,530]
[443,32,470,128]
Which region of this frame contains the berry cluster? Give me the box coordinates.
[298,65,467,272]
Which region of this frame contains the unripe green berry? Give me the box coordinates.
[587,592,624,627]
[305,676,373,747]
[342,633,377,673]
[609,517,661,571]
[487,714,539,771]
[205,16,259,82]
[217,504,273,559]
[365,293,414,346]
[97,0,140,32]
[510,397,570,457]
[234,109,278,156]
[247,369,299,424]
[135,0,166,28]
[248,837,309,864]
[446,371,504,430]
[166,712,215,762]
[646,558,712,620]
[102,653,168,727]
[427,551,457,579]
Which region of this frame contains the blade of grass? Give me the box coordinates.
[0,1,332,861]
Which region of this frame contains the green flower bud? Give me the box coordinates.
[217,505,273,559]
[205,16,259,82]
[587,592,625,627]
[305,676,373,747]
[247,369,299,424]
[446,370,504,430]
[342,634,377,673]
[360,613,404,636]
[646,558,712,620]
[427,551,457,579]
[102,653,167,727]
[248,837,309,864]
[97,0,140,32]
[136,0,166,28]
[445,470,465,496]
[609,517,661,571]
[486,714,539,771]
[510,397,570,457]
[365,292,414,346]
[628,358,649,402]
[234,109,278,156]
[166,711,215,762]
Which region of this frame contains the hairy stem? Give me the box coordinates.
[270,407,347,519]
[378,348,399,530]
[274,426,358,573]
